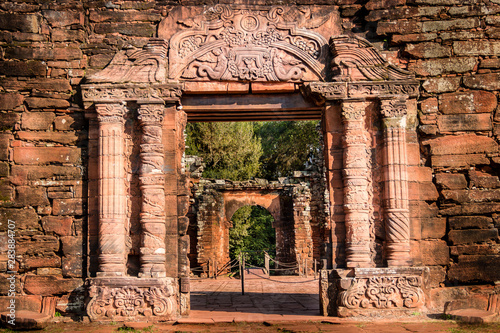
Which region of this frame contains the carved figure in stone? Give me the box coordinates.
[167,5,329,81]
[330,36,414,82]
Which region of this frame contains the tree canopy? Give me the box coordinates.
[185,120,320,181]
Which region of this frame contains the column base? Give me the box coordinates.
[320,267,429,318]
[86,277,179,322]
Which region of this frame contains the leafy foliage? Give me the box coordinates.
[255,120,320,179]
[185,122,262,181]
[229,206,276,267]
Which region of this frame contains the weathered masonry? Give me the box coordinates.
[1,0,500,323]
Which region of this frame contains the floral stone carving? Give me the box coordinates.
[87,278,177,321]
[320,267,428,317]
[166,5,332,82]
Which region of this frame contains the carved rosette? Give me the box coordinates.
[341,101,372,268]
[87,281,177,321]
[137,104,167,277]
[380,98,411,267]
[339,275,424,310]
[95,103,128,276]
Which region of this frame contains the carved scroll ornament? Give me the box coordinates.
[167,5,329,82]
[339,276,424,309]
[87,284,176,321]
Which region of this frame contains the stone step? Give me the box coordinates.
[448,308,499,323]
[0,310,51,330]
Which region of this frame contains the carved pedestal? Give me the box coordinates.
[87,277,178,322]
[320,267,429,317]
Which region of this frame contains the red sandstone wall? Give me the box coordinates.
[0,0,499,315]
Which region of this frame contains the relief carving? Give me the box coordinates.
[330,36,414,82]
[82,85,182,105]
[167,5,330,81]
[87,283,176,321]
[339,276,424,309]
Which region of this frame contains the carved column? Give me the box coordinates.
[341,100,372,268]
[137,102,167,278]
[96,103,128,276]
[381,98,412,267]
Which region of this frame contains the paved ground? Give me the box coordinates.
[186,275,321,322]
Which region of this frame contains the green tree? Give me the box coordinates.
[255,120,320,179]
[229,206,276,267]
[185,122,262,181]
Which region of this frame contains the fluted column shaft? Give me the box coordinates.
[138,103,167,277]
[341,100,372,268]
[381,98,412,267]
[96,103,127,276]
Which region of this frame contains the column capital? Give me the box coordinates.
[379,97,408,119]
[95,103,127,123]
[138,103,165,124]
[341,100,366,121]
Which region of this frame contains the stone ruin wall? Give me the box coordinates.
[186,154,329,276]
[0,0,498,318]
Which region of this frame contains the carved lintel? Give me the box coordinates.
[86,277,178,321]
[82,83,183,106]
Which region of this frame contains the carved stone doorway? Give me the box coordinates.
[81,3,426,322]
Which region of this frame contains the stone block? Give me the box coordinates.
[13,147,81,165]
[408,182,439,201]
[437,114,492,132]
[432,154,490,169]
[377,20,421,35]
[448,229,498,245]
[440,203,500,216]
[36,268,62,276]
[469,170,500,188]
[0,60,47,77]
[420,240,450,266]
[407,166,432,182]
[463,73,500,90]
[15,186,49,207]
[405,42,452,58]
[4,78,72,92]
[24,275,83,296]
[89,10,161,23]
[0,295,42,313]
[425,134,498,156]
[52,198,83,215]
[41,216,73,236]
[410,201,438,218]
[0,162,8,177]
[21,112,55,130]
[439,91,497,114]
[449,216,493,230]
[0,207,38,231]
[62,255,83,278]
[443,189,500,203]
[94,23,156,36]
[435,173,467,190]
[450,244,500,256]
[428,265,446,288]
[42,10,83,28]
[365,0,405,10]
[448,255,500,283]
[25,97,70,109]
[17,131,79,145]
[17,236,59,255]
[0,133,12,161]
[454,40,500,56]
[61,236,83,255]
[392,33,438,44]
[0,93,24,110]
[421,217,446,239]
[10,165,82,186]
[422,18,480,32]
[408,57,477,76]
[420,98,438,114]
[54,113,85,131]
[52,29,86,42]
[19,255,61,270]
[0,13,40,33]
[0,112,20,130]
[422,77,461,93]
